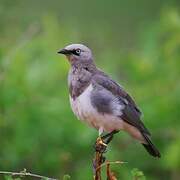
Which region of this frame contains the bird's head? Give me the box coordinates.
[58,44,93,65]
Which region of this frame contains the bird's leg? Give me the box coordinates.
[94,127,108,153]
[94,136,108,154]
[94,130,119,154]
[101,130,119,144]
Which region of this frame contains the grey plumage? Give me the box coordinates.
[58,43,161,158]
[92,72,150,135]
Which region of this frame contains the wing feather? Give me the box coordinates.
[93,71,150,135]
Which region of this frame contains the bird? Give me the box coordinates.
[57,43,161,158]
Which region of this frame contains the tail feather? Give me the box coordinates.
[141,133,161,158]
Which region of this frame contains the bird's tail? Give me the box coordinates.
[141,133,161,158]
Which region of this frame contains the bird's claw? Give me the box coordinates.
[94,137,108,153]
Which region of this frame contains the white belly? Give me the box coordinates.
[69,84,124,133]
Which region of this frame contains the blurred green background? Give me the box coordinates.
[0,0,180,179]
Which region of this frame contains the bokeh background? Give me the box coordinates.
[0,0,180,179]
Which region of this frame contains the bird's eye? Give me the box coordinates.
[76,49,81,55]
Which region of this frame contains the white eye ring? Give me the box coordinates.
[76,49,81,54]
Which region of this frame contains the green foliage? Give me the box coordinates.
[63,174,71,180]
[0,0,180,180]
[131,168,146,180]
[4,176,21,180]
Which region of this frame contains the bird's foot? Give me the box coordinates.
[94,131,119,153]
[101,130,119,144]
[94,137,108,153]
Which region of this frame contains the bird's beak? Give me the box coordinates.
[57,48,71,55]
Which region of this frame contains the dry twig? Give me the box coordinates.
[93,137,122,180]
[0,169,58,180]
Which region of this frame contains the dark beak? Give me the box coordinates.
[57,49,71,55]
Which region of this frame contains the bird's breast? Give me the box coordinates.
[69,84,124,132]
[70,84,95,122]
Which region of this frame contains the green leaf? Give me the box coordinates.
[63,174,71,180]
[131,168,146,180]
[4,175,21,180]
[4,175,13,180]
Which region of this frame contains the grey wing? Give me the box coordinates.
[93,72,150,135]
[90,82,125,117]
